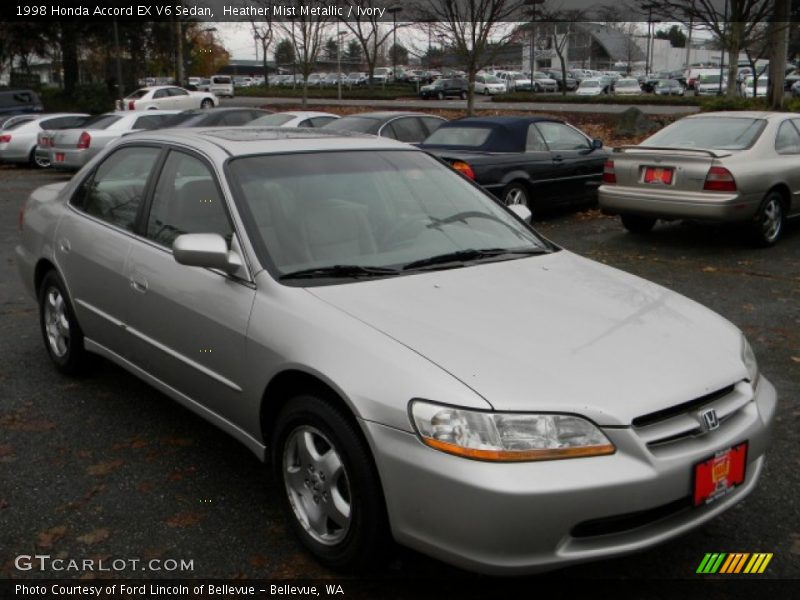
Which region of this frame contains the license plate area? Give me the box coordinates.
[693,441,747,507]
[643,166,674,185]
[55,153,64,162]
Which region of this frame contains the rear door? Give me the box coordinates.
[776,119,800,216]
[167,87,193,109]
[55,145,162,355]
[125,148,255,423]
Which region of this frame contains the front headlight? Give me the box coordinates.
[410,400,615,462]
[741,334,760,390]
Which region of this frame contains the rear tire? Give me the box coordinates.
[460,90,467,100]
[436,91,445,100]
[38,270,88,375]
[750,191,784,247]
[621,214,656,234]
[502,182,532,211]
[30,147,49,169]
[201,98,214,109]
[272,394,389,571]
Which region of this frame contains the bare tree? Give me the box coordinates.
[339,1,409,87]
[536,7,588,96]
[249,1,275,87]
[741,23,770,98]
[766,0,791,109]
[275,2,330,107]
[416,0,524,116]
[652,0,773,97]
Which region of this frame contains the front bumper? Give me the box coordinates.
[365,377,776,575]
[598,184,762,222]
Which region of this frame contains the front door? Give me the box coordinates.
[125,149,255,424]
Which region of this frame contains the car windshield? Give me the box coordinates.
[644,117,766,150]
[617,80,638,87]
[699,75,722,83]
[249,114,295,126]
[323,117,380,134]
[581,81,599,88]
[423,127,492,147]
[228,150,549,282]
[511,74,527,80]
[483,76,501,83]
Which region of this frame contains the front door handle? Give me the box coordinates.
[552,155,564,163]
[130,275,148,293]
[58,238,71,253]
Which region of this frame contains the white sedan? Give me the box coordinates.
[122,86,218,111]
[474,74,506,95]
[247,111,339,128]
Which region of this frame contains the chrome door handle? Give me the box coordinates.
[58,239,71,253]
[130,276,148,293]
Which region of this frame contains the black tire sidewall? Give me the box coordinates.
[271,395,387,571]
[38,270,86,374]
[751,192,784,247]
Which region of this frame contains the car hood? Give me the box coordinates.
[307,251,745,426]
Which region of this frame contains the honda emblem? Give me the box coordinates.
[700,409,720,432]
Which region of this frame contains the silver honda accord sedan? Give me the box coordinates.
[16,128,776,575]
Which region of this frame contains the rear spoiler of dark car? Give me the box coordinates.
[613,146,732,158]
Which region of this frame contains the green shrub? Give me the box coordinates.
[39,85,115,114]
[698,96,766,112]
[492,93,699,106]
[236,84,417,100]
[786,97,800,112]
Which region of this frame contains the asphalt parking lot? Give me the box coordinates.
[1,165,798,586]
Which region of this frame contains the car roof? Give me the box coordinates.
[280,111,338,118]
[448,116,561,127]
[686,111,788,119]
[337,111,439,121]
[121,127,418,155]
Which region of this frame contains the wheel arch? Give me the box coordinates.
[765,183,791,212]
[34,258,59,296]
[259,368,365,455]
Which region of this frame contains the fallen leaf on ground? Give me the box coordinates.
[86,459,124,476]
[37,525,68,549]
[165,511,203,528]
[791,356,800,364]
[702,266,718,273]
[77,528,110,545]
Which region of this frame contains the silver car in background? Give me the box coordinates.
[0,113,88,167]
[599,111,800,245]
[49,110,179,170]
[17,128,776,575]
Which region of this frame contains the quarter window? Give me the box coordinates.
[72,146,161,231]
[774,120,800,154]
[386,117,427,143]
[146,151,232,248]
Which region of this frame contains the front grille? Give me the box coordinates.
[571,496,692,538]
[632,382,751,449]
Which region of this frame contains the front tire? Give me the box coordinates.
[201,98,214,109]
[621,214,656,234]
[272,394,388,571]
[38,270,88,375]
[750,191,784,247]
[436,91,445,100]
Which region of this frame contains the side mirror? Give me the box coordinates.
[173,233,242,274]
[591,139,603,150]
[508,204,532,224]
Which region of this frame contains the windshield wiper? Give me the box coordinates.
[280,264,401,280]
[401,247,548,271]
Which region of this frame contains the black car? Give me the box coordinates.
[543,70,579,91]
[419,116,607,214]
[0,89,44,118]
[322,111,447,144]
[162,107,272,128]
[419,78,470,100]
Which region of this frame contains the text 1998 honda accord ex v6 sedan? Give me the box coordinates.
[16,128,776,575]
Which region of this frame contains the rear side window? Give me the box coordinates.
[72,146,161,231]
[384,117,427,143]
[133,114,173,130]
[146,151,232,248]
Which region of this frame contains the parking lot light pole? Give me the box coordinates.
[525,0,544,97]
[387,5,403,83]
[337,27,346,100]
[112,18,124,106]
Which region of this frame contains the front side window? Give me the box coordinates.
[385,118,426,143]
[535,122,590,151]
[146,151,232,248]
[73,146,161,231]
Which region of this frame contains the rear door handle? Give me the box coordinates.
[552,155,564,163]
[58,238,71,253]
[130,275,148,293]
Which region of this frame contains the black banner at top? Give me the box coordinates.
[1,0,792,24]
